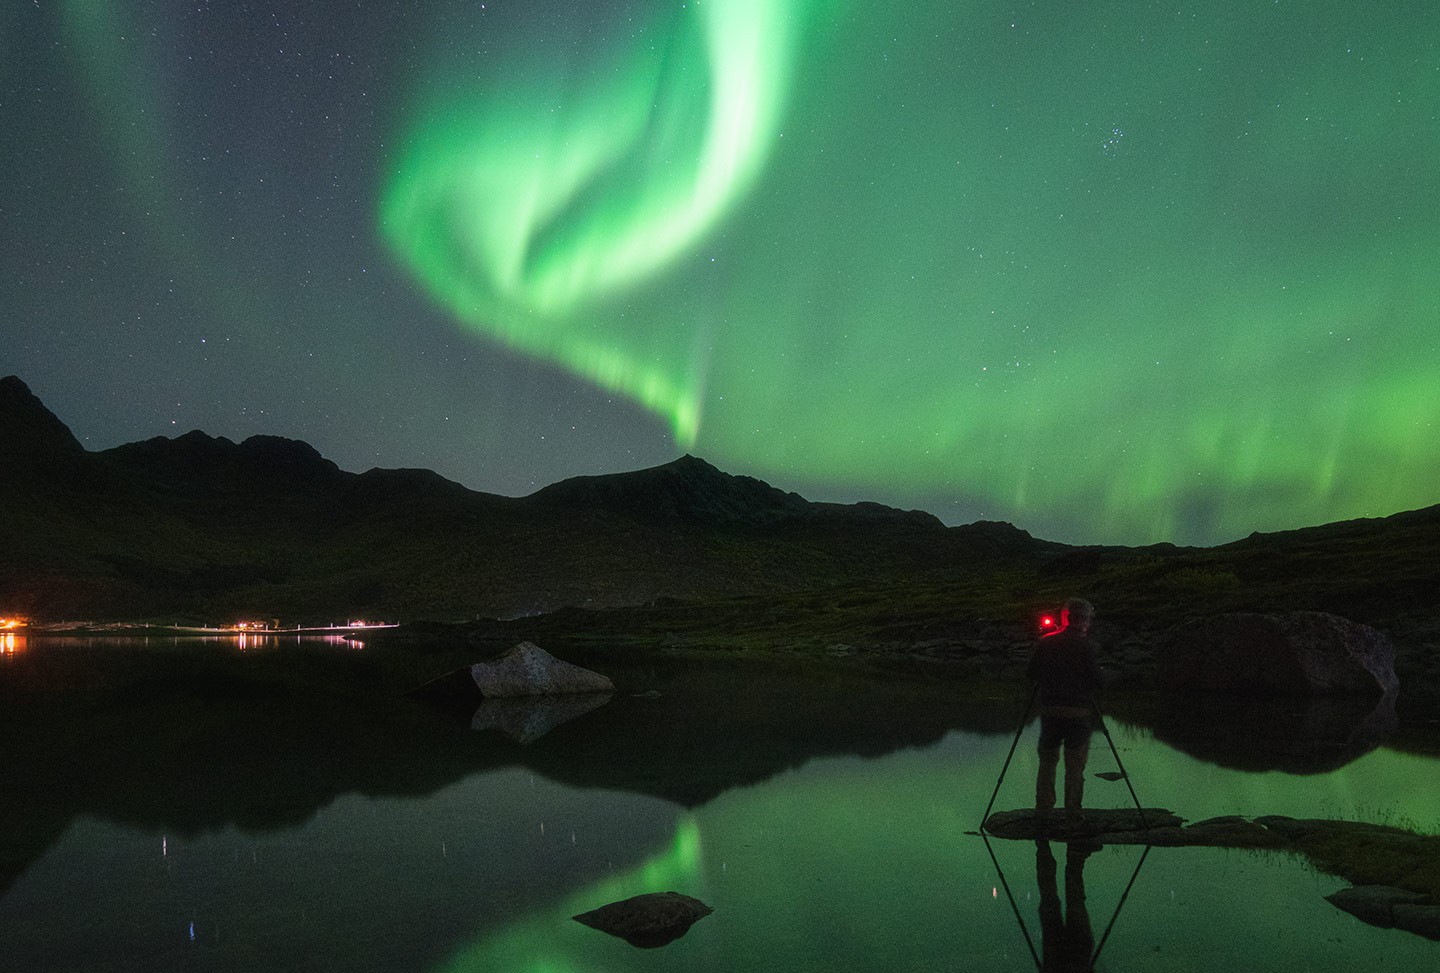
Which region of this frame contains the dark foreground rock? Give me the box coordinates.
[983,808,1440,940]
[1158,611,1398,696]
[573,891,713,948]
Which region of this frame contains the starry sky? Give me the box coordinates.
[4,1,1438,545]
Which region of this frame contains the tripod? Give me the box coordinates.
[979,687,1147,832]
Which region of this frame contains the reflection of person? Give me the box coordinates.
[1027,598,1103,821]
[1036,839,1097,972]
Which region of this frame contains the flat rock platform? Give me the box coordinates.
[981,807,1283,847]
[980,808,1440,940]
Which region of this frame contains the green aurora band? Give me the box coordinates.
[382,0,821,446]
[380,1,1440,544]
[47,0,1440,544]
[37,1,1440,545]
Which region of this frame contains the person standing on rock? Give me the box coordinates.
[1028,597,1104,822]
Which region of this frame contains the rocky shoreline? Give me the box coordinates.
[981,807,1440,941]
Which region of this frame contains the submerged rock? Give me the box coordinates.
[1157,611,1398,696]
[1391,903,1440,940]
[1325,885,1426,928]
[573,891,713,948]
[1327,886,1440,939]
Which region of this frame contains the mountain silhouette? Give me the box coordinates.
[0,376,1054,621]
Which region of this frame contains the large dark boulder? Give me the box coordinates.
[1157,611,1398,696]
[470,642,615,697]
[411,642,614,701]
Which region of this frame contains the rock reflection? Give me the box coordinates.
[470,692,613,743]
[1143,692,1400,774]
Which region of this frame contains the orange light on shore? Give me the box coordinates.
[0,617,27,631]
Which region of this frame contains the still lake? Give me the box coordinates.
[1,637,1436,971]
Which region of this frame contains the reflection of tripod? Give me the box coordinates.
[979,688,1147,830]
[981,833,1152,972]
[976,685,1153,971]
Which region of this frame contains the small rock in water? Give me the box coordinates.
[573,891,713,948]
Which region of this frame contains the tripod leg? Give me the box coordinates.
[980,684,1039,831]
[981,834,1042,972]
[1090,697,1148,829]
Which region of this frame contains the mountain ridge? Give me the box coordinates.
[5,375,1437,634]
[0,376,1056,621]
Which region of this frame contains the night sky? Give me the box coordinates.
[4,1,1438,545]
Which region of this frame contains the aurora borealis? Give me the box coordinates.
[4,0,1438,543]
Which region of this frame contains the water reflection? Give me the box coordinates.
[1036,839,1096,972]
[11,632,365,652]
[1,650,1438,972]
[471,693,613,743]
[1133,691,1400,774]
[0,633,23,657]
[985,831,1154,973]
[235,632,365,651]
[438,734,1437,973]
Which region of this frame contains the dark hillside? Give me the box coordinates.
[0,377,1057,622]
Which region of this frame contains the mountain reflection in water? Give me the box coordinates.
[1,645,1437,972]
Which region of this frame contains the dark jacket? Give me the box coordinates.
[1027,627,1103,708]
